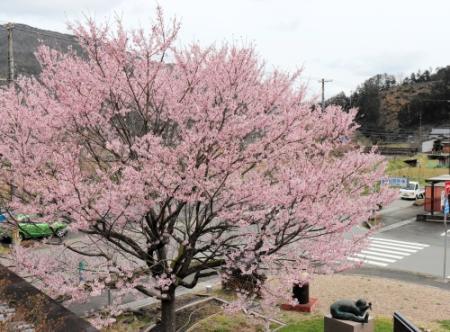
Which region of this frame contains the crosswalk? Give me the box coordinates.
[347,237,429,267]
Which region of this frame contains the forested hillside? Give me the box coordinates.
[327,67,450,141]
[0,23,80,80]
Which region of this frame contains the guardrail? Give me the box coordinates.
[393,312,421,332]
[363,147,418,155]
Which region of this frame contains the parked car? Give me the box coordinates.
[399,181,424,200]
[0,214,68,240]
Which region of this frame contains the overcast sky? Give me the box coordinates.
[1,0,449,98]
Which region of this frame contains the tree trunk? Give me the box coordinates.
[160,288,176,332]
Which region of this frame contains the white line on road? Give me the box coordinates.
[368,243,418,253]
[347,257,388,267]
[370,239,428,250]
[362,247,411,256]
[359,250,403,259]
[354,254,396,263]
[369,237,429,247]
[348,237,429,268]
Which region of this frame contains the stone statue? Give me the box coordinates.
[330,299,372,323]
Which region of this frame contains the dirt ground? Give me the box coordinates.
[310,274,450,331]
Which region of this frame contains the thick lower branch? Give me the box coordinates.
[178,270,218,289]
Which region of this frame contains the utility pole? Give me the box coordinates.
[443,195,449,280]
[319,78,333,109]
[7,23,15,84]
[418,109,422,152]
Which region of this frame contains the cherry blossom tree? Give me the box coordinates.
[0,8,393,331]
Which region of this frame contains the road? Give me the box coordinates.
[3,197,446,315]
[378,197,422,227]
[353,221,450,278]
[351,198,450,279]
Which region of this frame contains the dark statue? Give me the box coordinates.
[292,283,309,304]
[330,299,372,323]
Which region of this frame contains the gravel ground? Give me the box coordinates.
[310,274,450,331]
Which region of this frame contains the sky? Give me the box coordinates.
[1,0,449,98]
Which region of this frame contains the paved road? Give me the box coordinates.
[351,198,450,279]
[374,221,449,278]
[379,197,422,227]
[3,197,446,316]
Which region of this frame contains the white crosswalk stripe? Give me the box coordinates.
[359,250,403,260]
[347,257,387,267]
[347,237,429,267]
[368,237,429,247]
[368,243,418,253]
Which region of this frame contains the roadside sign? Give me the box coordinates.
[380,177,409,188]
[380,178,389,187]
[442,191,447,210]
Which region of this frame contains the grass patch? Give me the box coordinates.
[209,288,237,302]
[0,245,10,255]
[374,317,393,332]
[279,316,393,332]
[438,320,450,330]
[103,313,153,332]
[386,154,447,185]
[192,313,265,332]
[193,312,394,332]
[278,316,323,332]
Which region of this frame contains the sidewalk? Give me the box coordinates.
[68,277,221,316]
[118,279,221,311]
[343,266,450,291]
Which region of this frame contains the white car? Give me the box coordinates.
[399,181,424,200]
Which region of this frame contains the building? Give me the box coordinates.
[420,175,450,219]
[424,139,450,168]
[429,128,450,139]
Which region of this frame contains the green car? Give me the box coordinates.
[0,214,68,240]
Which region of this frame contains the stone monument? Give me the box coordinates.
[324,299,373,332]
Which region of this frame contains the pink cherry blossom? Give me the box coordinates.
[0,7,394,331]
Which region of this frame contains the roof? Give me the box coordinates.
[430,128,450,134]
[425,174,450,183]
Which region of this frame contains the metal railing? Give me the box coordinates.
[393,312,421,332]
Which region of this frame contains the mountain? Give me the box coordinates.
[327,68,450,141]
[0,23,80,80]
[378,81,434,131]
